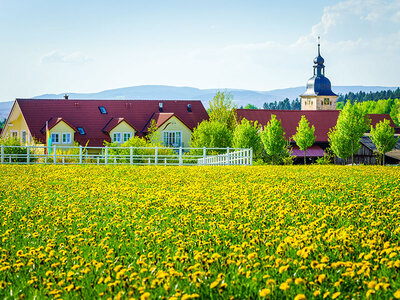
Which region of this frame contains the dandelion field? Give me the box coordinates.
[1,166,400,299]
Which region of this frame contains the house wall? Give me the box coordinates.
[156,116,192,148]
[1,103,31,143]
[109,121,136,143]
[50,121,75,146]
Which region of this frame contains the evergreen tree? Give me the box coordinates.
[328,101,370,165]
[293,116,316,165]
[370,119,399,165]
[260,115,287,164]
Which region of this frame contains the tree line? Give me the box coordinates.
[337,88,400,103]
[240,98,301,110]
[191,92,399,165]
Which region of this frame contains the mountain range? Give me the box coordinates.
[0,85,398,119]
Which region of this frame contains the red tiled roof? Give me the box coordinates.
[17,99,208,147]
[236,109,396,142]
[291,145,325,157]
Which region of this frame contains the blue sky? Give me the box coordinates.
[0,0,399,101]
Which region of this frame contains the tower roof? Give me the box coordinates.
[301,37,337,97]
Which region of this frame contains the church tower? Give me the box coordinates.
[300,38,337,110]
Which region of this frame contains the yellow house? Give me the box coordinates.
[1,99,209,150]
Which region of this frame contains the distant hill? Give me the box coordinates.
[0,85,398,119]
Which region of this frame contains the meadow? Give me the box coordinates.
[0,165,400,299]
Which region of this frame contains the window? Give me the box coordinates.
[123,132,132,143]
[62,133,71,144]
[21,131,27,143]
[77,127,85,135]
[11,131,18,139]
[98,106,107,114]
[163,131,182,147]
[51,133,60,144]
[113,132,121,143]
[324,98,330,105]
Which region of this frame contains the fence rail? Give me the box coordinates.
[0,145,253,166]
[197,148,253,166]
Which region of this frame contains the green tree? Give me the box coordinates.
[190,120,233,154]
[260,114,287,164]
[146,119,160,144]
[232,118,263,158]
[208,91,237,131]
[328,101,370,165]
[293,116,316,165]
[370,119,399,165]
[244,104,258,109]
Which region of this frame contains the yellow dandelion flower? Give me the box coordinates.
[259,288,271,297]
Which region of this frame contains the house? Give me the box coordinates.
[0,99,208,151]
[236,109,400,164]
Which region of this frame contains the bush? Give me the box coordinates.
[232,118,263,159]
[104,137,177,164]
[0,137,35,163]
[190,120,233,155]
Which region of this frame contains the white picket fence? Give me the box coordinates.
[197,148,253,166]
[0,145,253,166]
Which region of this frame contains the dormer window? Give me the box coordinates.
[187,104,192,112]
[77,127,85,135]
[159,103,163,112]
[98,106,107,114]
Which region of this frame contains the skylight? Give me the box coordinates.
[98,106,107,114]
[77,127,85,135]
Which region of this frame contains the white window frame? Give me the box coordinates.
[11,130,19,139]
[163,131,182,147]
[21,130,27,144]
[123,132,132,143]
[51,132,60,144]
[113,132,121,143]
[62,133,71,144]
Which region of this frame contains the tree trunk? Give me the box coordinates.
[383,153,385,166]
[351,141,354,166]
[304,149,306,165]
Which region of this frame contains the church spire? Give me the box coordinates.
[313,36,325,76]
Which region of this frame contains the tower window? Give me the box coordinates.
[98,106,107,114]
[324,98,330,105]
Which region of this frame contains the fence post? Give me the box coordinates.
[226,147,230,166]
[53,145,56,164]
[250,148,253,166]
[155,146,158,166]
[79,146,83,164]
[0,145,3,164]
[105,146,108,165]
[130,146,133,165]
[179,147,183,166]
[27,146,30,165]
[203,147,206,160]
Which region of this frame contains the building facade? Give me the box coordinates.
[0,99,208,151]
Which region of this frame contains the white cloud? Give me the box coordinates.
[40,51,92,65]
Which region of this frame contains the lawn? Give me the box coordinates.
[0,165,399,299]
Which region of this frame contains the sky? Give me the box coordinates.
[0,0,399,101]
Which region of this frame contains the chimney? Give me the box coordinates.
[187,104,192,112]
[159,102,163,112]
[64,94,69,100]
